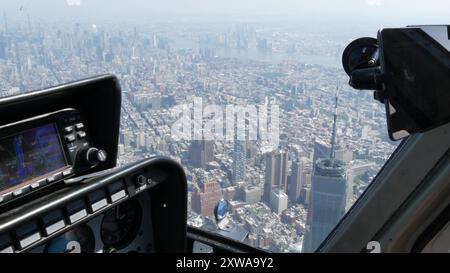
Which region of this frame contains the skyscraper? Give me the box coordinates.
[0,34,5,60]
[232,140,246,184]
[263,150,288,202]
[14,40,21,73]
[188,140,214,168]
[288,160,303,203]
[307,94,347,252]
[93,33,103,62]
[191,178,223,216]
[308,159,347,251]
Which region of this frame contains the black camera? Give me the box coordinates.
[342,25,450,140]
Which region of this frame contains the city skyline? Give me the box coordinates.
[0,12,400,252]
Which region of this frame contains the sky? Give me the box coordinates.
[1,0,449,28]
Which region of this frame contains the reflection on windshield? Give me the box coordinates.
[0,1,403,253]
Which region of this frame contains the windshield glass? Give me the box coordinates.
[1,0,448,253]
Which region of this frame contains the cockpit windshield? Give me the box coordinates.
[1,0,448,253]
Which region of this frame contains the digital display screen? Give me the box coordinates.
[0,123,67,192]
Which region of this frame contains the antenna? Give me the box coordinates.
[329,86,338,160]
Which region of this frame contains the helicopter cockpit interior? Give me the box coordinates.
[0,76,188,253]
[0,25,448,254]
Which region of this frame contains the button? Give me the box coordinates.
[45,220,65,236]
[42,210,65,236]
[62,168,73,177]
[30,179,47,190]
[0,234,13,253]
[108,181,127,203]
[64,126,73,133]
[77,131,86,139]
[0,192,12,204]
[46,176,56,183]
[91,198,108,212]
[15,222,41,249]
[88,190,108,212]
[12,185,30,197]
[12,189,23,197]
[75,123,84,130]
[19,233,41,249]
[66,200,88,224]
[65,135,76,142]
[69,210,87,224]
[0,246,13,253]
[46,173,62,183]
[110,190,126,203]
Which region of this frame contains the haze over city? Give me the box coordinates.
[2,0,449,24]
[0,0,446,252]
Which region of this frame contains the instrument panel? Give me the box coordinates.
[0,75,188,253]
[29,193,154,253]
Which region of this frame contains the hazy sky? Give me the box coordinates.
[1,0,449,27]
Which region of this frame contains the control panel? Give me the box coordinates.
[27,194,154,253]
[0,157,187,253]
[0,75,187,253]
[0,108,107,205]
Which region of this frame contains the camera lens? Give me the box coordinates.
[342,37,378,76]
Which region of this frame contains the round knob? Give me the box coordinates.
[77,147,107,166]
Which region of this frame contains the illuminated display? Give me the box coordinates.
[0,123,67,191]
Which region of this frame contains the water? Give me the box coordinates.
[171,39,342,68]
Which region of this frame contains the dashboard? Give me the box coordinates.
[0,75,188,253]
[29,193,154,253]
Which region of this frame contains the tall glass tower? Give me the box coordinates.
[309,159,347,251]
[232,140,246,184]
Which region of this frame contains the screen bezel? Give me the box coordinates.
[0,110,72,195]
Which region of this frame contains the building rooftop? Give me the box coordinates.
[314,158,346,178]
